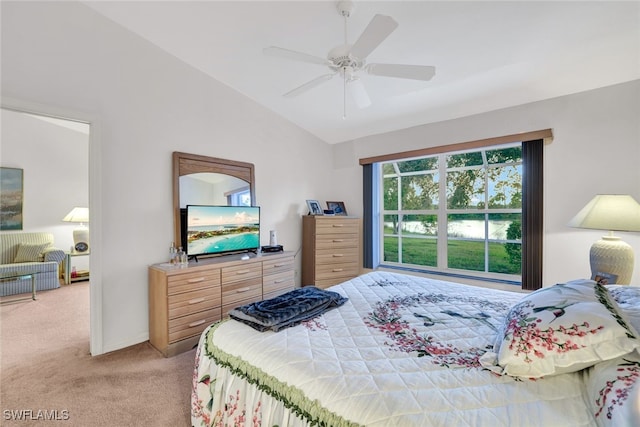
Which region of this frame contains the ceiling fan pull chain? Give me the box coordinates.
[343,67,347,120]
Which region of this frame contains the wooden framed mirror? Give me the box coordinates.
[173,152,256,248]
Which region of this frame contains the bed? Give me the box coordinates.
[191,271,640,427]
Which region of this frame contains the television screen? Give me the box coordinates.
[186,205,260,258]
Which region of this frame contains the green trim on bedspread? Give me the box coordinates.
[204,321,363,427]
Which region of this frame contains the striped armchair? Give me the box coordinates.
[0,232,65,296]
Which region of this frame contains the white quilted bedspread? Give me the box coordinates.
[193,271,596,427]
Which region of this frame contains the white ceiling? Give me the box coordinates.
[83,1,640,144]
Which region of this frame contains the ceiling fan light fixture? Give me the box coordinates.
[348,77,372,109]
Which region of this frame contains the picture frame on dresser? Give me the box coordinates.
[306,199,323,216]
[326,201,347,216]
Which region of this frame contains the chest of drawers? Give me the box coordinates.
[302,216,361,289]
[149,251,295,356]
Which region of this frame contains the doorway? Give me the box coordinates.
[1,106,92,348]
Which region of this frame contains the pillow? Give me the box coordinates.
[583,349,640,427]
[13,242,51,263]
[608,285,640,335]
[480,279,640,378]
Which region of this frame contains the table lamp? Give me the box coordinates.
[568,194,640,284]
[62,207,89,252]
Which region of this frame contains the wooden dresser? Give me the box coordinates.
[302,216,361,289]
[148,251,294,356]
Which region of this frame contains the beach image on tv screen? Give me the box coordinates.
[187,206,259,255]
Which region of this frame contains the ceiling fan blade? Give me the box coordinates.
[347,78,371,109]
[283,73,336,98]
[263,46,329,66]
[349,14,398,60]
[366,63,436,81]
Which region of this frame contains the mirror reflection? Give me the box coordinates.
[179,173,251,207]
[173,152,256,249]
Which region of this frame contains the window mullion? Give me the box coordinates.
[437,155,447,269]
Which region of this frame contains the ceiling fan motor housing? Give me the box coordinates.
[328,44,363,73]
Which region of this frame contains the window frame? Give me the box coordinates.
[379,143,523,281]
[361,129,550,290]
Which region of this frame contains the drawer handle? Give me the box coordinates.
[274,279,286,284]
[188,319,206,328]
[187,277,205,283]
[188,297,205,305]
[332,224,344,227]
[332,268,344,272]
[235,270,250,275]
[273,263,285,268]
[333,254,344,257]
[332,239,344,242]
[236,287,252,293]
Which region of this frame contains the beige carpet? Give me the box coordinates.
[1,281,194,426]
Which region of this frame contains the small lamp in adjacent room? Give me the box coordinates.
[568,194,640,284]
[62,207,90,252]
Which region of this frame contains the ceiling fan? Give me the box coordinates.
[264,0,436,118]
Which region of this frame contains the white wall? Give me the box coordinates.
[2,2,332,354]
[332,80,640,286]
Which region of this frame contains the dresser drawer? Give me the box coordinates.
[316,235,359,249]
[263,287,294,300]
[168,286,221,318]
[221,263,262,284]
[262,256,294,275]
[315,219,359,235]
[168,307,221,344]
[315,247,359,265]
[167,269,221,295]
[316,262,361,281]
[263,270,295,295]
[315,278,346,290]
[222,276,262,307]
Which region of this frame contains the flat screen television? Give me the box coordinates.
[185,205,260,259]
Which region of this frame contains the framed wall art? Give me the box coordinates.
[0,167,24,230]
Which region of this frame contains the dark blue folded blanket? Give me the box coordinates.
[228,286,348,332]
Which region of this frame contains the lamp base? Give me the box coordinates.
[589,236,634,285]
[73,227,90,252]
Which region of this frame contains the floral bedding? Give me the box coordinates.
[192,272,640,427]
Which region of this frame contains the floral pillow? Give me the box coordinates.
[480,279,640,378]
[608,285,640,335]
[583,349,640,427]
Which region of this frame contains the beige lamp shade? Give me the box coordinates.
[62,207,89,224]
[568,195,640,284]
[63,207,90,252]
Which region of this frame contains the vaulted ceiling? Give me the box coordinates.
[84,1,640,144]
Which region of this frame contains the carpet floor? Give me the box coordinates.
[0,281,194,426]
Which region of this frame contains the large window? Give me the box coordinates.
[362,131,548,289]
[380,143,522,279]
